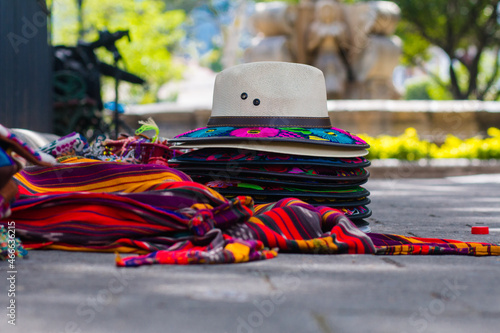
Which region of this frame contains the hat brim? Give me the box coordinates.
[207,185,370,199]
[227,194,373,219]
[189,174,368,189]
[171,141,368,158]
[173,165,369,182]
[169,126,369,149]
[170,148,371,168]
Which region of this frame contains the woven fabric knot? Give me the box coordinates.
[188,210,215,236]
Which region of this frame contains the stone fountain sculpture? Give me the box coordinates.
[244,0,402,99]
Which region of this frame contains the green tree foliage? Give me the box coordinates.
[404,79,433,100]
[394,0,500,100]
[52,0,186,103]
[404,77,452,100]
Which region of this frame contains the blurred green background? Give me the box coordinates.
[48,0,500,103]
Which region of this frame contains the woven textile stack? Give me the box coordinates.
[169,62,371,228]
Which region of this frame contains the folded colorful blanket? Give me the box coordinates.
[1,160,498,266]
[15,157,191,195]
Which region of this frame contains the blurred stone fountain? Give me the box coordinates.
[244,0,402,99]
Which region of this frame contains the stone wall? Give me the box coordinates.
[123,100,500,141]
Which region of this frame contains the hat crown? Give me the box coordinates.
[211,62,328,119]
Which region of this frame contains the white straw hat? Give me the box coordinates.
[170,61,368,152]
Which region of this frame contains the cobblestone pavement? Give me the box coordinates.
[1,175,499,333]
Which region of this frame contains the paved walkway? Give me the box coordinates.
[1,175,500,333]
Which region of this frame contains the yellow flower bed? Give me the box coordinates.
[358,128,500,160]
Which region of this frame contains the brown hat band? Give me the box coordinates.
[206,116,332,128]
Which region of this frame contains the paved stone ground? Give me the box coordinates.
[1,174,500,333]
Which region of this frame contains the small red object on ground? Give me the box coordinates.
[471,226,489,234]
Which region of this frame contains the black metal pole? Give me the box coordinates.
[77,0,84,40]
[113,57,120,139]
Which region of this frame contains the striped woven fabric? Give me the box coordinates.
[1,160,499,266]
[14,157,192,195]
[370,233,500,256]
[3,190,375,265]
